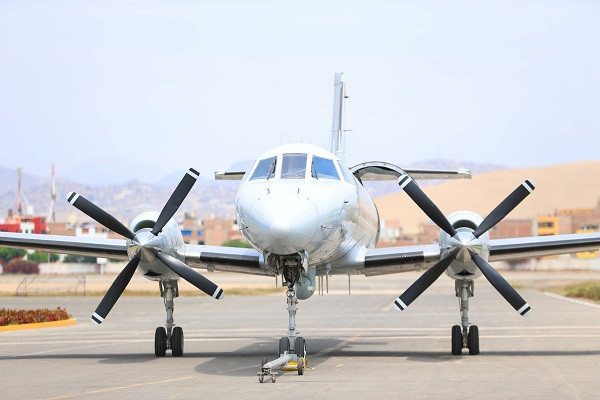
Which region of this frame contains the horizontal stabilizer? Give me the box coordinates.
[350,161,471,181]
[215,170,245,180]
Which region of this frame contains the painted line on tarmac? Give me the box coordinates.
[44,376,195,400]
[544,292,600,309]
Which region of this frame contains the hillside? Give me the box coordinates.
[375,161,600,234]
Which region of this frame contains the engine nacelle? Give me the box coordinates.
[440,211,490,280]
[128,212,185,281]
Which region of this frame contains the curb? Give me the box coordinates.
[0,318,77,332]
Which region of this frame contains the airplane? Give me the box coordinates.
[1,73,600,372]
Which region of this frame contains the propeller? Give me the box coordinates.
[68,168,224,325]
[395,175,535,316]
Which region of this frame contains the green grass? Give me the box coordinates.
[547,281,600,301]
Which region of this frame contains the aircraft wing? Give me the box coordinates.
[350,161,471,181]
[0,232,129,259]
[358,233,600,276]
[488,233,600,261]
[360,244,441,276]
[0,232,270,276]
[179,244,269,276]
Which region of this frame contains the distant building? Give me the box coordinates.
[537,202,600,236]
[0,215,47,234]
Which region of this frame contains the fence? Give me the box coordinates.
[15,276,86,296]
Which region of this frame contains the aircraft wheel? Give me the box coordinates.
[468,325,480,355]
[295,336,306,357]
[451,325,462,356]
[155,327,167,357]
[278,336,289,356]
[171,327,184,357]
[297,357,304,375]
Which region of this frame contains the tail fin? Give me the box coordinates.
[330,72,349,162]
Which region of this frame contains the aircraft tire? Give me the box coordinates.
[155,327,167,357]
[468,325,479,355]
[451,325,462,356]
[171,327,184,356]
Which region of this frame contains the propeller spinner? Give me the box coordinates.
[394,175,535,317]
[67,168,224,325]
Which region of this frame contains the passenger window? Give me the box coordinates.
[281,153,307,179]
[312,156,339,180]
[337,160,356,184]
[250,156,277,180]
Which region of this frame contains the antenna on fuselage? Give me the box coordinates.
[330,72,349,162]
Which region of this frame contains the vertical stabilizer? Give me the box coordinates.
[330,72,349,162]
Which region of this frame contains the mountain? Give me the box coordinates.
[375,161,600,235]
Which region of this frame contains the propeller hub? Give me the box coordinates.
[449,229,482,262]
[127,229,164,263]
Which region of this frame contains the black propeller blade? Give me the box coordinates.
[398,174,457,237]
[470,251,531,316]
[67,192,134,240]
[473,179,536,238]
[394,250,457,311]
[155,252,224,299]
[152,168,200,235]
[91,257,141,324]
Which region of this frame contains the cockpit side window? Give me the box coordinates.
[281,153,307,179]
[250,156,277,180]
[312,156,340,180]
[337,160,356,184]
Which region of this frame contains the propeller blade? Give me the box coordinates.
[155,252,224,299]
[394,251,457,311]
[473,179,536,238]
[67,192,135,240]
[471,252,531,316]
[91,257,141,324]
[398,174,457,237]
[152,168,199,235]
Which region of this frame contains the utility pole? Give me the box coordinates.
[48,164,57,222]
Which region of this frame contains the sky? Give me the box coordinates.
[1,0,599,184]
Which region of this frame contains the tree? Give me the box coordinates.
[63,255,97,263]
[26,251,59,263]
[0,248,26,265]
[221,239,252,248]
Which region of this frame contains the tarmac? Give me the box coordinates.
[2,271,600,399]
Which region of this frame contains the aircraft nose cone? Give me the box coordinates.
[239,193,319,255]
[270,219,291,239]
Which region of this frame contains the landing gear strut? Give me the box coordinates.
[155,280,184,357]
[258,283,308,382]
[452,280,479,355]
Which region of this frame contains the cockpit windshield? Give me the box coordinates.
[250,156,277,180]
[281,153,307,179]
[311,156,340,180]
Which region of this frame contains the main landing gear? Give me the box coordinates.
[258,283,308,383]
[451,280,479,355]
[155,280,184,357]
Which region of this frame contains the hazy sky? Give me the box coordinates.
[1,0,599,184]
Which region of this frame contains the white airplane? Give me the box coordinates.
[1,73,600,375]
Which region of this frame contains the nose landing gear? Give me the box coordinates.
[257,283,308,382]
